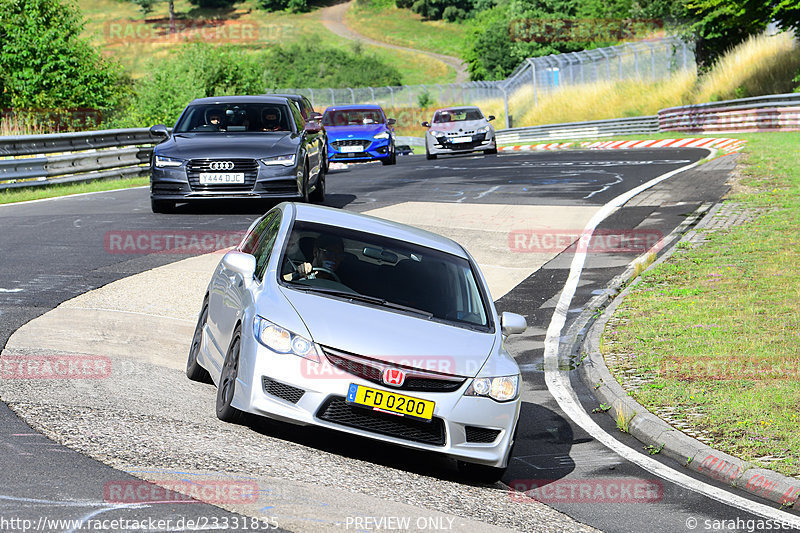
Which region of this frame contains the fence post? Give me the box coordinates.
[309,88,315,108]
[329,88,335,105]
[528,59,538,106]
[634,47,639,78]
[369,87,375,103]
[650,43,656,81]
[501,86,510,129]
[387,86,394,107]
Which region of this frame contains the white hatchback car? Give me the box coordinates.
[187,202,527,481]
[422,106,497,159]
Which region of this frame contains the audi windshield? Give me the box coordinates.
[174,103,295,133]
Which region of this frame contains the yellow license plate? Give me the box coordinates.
[346,384,435,421]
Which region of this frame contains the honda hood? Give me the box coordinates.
[279,287,495,377]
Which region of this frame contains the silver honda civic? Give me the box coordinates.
[187,202,527,481]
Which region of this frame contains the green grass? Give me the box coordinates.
[0,176,148,205]
[77,0,454,84]
[602,132,800,477]
[345,0,467,58]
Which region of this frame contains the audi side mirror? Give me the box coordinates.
[487,115,496,122]
[149,124,169,138]
[421,121,430,128]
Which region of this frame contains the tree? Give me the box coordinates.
[128,1,177,33]
[0,0,123,110]
[686,0,800,69]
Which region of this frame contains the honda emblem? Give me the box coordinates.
[382,367,405,387]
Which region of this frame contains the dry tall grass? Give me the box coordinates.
[486,31,800,129]
[694,31,800,102]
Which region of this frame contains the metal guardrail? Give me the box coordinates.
[496,116,659,144]
[0,128,161,190]
[659,92,800,132]
[1,93,797,191]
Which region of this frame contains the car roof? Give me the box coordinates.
[324,104,384,112]
[188,95,293,105]
[266,93,306,102]
[287,203,468,259]
[434,106,481,113]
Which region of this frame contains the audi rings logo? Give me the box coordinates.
[209,161,235,171]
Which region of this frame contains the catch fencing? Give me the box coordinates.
[269,36,695,128]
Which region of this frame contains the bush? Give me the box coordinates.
[0,0,124,111]
[111,42,402,128]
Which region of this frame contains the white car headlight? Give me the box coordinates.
[373,131,390,140]
[154,155,184,168]
[429,130,444,137]
[260,154,296,167]
[253,316,320,363]
[465,375,519,402]
[477,125,491,133]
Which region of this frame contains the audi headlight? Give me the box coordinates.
[253,316,320,363]
[154,155,184,168]
[260,154,296,167]
[373,131,390,140]
[430,130,444,138]
[465,375,519,402]
[477,125,491,133]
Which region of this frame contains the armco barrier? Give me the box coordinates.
[2,92,798,190]
[0,128,161,190]
[495,116,659,144]
[659,93,800,133]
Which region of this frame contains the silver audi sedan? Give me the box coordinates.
[187,202,527,481]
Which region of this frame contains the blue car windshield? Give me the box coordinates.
[279,221,491,330]
[323,109,386,127]
[174,104,294,133]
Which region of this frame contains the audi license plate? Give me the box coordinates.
[340,145,363,153]
[346,383,435,421]
[452,136,473,143]
[199,172,245,185]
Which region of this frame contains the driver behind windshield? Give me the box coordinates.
[294,234,345,281]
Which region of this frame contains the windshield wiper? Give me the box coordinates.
[289,285,434,318]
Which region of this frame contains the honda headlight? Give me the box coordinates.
[253,316,320,363]
[154,155,184,168]
[465,375,519,402]
[373,131,390,140]
[260,154,296,167]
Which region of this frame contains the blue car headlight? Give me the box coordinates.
[154,155,185,168]
[260,154,296,167]
[373,131,390,140]
[253,316,320,363]
[464,375,519,402]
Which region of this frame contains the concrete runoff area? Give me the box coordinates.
[0,201,601,532]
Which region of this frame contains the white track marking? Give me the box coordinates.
[542,154,800,527]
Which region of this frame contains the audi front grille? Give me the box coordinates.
[187,158,259,191]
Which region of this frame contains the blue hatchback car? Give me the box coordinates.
[323,104,397,166]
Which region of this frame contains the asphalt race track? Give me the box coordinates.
[1,150,797,532]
